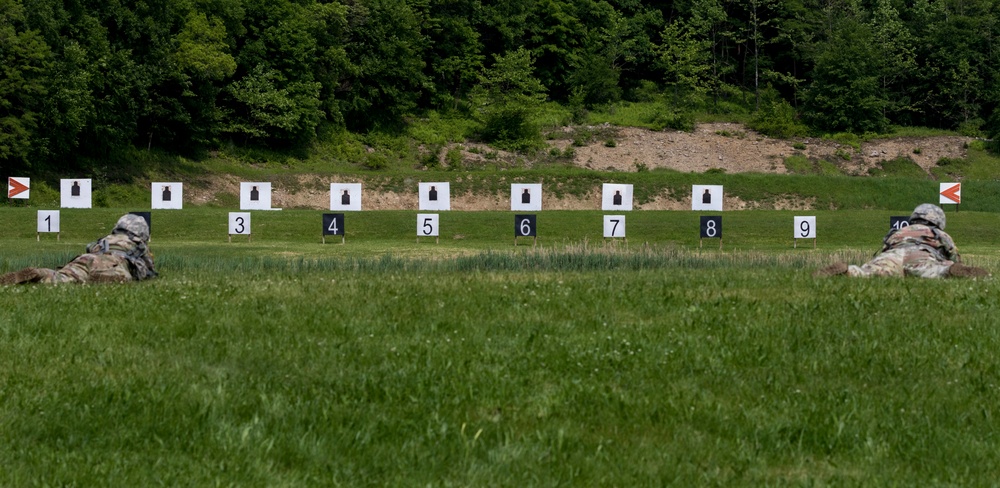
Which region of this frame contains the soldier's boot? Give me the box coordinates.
[948,263,990,279]
[813,262,849,277]
[0,267,42,285]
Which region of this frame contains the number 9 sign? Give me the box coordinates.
[793,216,816,239]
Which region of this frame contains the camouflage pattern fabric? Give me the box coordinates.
[30,231,156,285]
[33,253,134,284]
[847,223,958,278]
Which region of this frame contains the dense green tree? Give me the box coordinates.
[0,0,53,170]
[802,11,888,133]
[339,0,429,130]
[470,47,547,149]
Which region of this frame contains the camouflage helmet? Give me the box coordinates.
[112,214,150,242]
[910,203,946,230]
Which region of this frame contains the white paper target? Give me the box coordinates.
[794,216,816,239]
[60,179,92,208]
[692,185,723,211]
[152,182,183,209]
[601,184,633,211]
[511,183,542,211]
[417,213,439,237]
[229,212,251,235]
[419,182,450,210]
[37,210,60,233]
[330,183,362,211]
[603,215,626,238]
[240,182,272,210]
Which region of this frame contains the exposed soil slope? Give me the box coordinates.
[188,123,973,210]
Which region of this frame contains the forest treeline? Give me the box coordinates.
[3,0,999,175]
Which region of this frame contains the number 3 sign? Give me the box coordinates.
[229,212,251,242]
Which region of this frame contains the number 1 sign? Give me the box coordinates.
[37,210,60,241]
[793,216,816,248]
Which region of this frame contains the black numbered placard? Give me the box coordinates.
[700,216,722,238]
[515,214,537,237]
[889,216,910,231]
[323,213,345,236]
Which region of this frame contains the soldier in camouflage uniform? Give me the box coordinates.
[0,214,157,285]
[815,203,988,278]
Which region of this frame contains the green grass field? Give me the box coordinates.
[2,207,999,486]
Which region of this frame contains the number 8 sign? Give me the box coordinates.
[700,216,722,238]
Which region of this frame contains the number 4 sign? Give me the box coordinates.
[793,216,816,248]
[322,213,345,244]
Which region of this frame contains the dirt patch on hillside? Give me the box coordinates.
[556,123,971,175]
[186,123,973,210]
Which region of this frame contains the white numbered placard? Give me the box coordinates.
[511,183,542,211]
[229,212,251,235]
[60,179,92,208]
[152,182,183,209]
[419,182,450,210]
[37,210,60,233]
[240,182,272,210]
[417,213,439,237]
[8,177,30,199]
[794,216,816,239]
[601,184,633,211]
[330,183,362,211]
[603,215,626,238]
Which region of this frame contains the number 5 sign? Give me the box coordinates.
[417,213,439,243]
[793,216,816,248]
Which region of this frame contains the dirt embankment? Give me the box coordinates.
[187,123,973,211]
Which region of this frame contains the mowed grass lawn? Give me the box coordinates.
[1,208,999,486]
